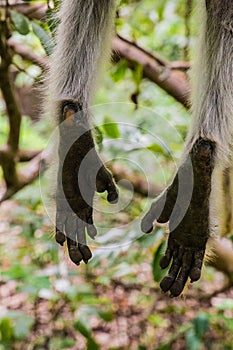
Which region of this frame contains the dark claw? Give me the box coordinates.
[170,252,191,296]
[55,229,66,246]
[107,189,118,204]
[170,280,186,297]
[67,243,83,265]
[160,255,181,292]
[96,165,118,203]
[160,276,175,293]
[190,267,201,282]
[160,249,172,269]
[78,243,92,263]
[160,273,177,293]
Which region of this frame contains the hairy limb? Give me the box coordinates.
[142,0,233,296]
[47,0,117,264]
[55,101,118,265]
[141,138,215,296]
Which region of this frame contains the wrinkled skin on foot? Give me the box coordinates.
[141,138,216,296]
[55,101,118,265]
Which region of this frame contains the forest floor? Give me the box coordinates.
[0,196,233,350]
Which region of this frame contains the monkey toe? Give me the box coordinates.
[56,210,67,245]
[67,237,83,265]
[55,201,95,265]
[65,218,93,265]
[55,229,66,246]
[160,243,206,296]
[189,249,205,282]
[78,243,92,264]
[170,279,187,297]
[160,248,182,293]
[160,276,175,293]
[68,246,83,265]
[159,248,173,269]
[141,184,179,234]
[96,166,118,203]
[159,236,176,268]
[86,223,97,239]
[190,267,201,282]
[170,251,192,296]
[141,212,154,233]
[107,185,119,203]
[141,192,172,233]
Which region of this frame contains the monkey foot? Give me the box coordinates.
[141,138,216,296]
[55,100,118,265]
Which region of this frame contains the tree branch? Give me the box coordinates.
[8,38,48,70]
[0,19,21,188]
[0,153,45,202]
[0,2,47,21]
[112,36,191,108]
[0,20,22,152]
[12,4,191,107]
[109,162,163,198]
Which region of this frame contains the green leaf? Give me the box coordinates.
[185,329,202,350]
[0,318,14,342]
[148,314,167,327]
[94,126,103,145]
[2,263,31,280]
[137,231,158,248]
[74,318,91,339]
[157,3,166,21]
[14,315,34,339]
[87,338,100,350]
[193,313,209,338]
[97,310,113,322]
[102,116,120,139]
[119,0,130,5]
[132,63,143,86]
[11,11,30,35]
[32,22,55,56]
[22,275,51,295]
[0,312,34,341]
[147,143,170,158]
[152,241,168,282]
[111,60,128,82]
[46,9,57,34]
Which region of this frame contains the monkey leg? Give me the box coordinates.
[55,100,118,265]
[141,138,216,296]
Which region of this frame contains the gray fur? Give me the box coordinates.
[48,0,116,118]
[188,0,233,161]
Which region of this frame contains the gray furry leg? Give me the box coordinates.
[141,138,216,296]
[55,100,118,265]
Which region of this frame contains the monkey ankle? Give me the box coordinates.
[190,138,216,171]
[59,99,83,124]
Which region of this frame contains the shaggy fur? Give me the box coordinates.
[188,0,233,160]
[48,0,116,117]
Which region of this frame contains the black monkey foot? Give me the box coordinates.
[141,138,216,296]
[55,101,118,266]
